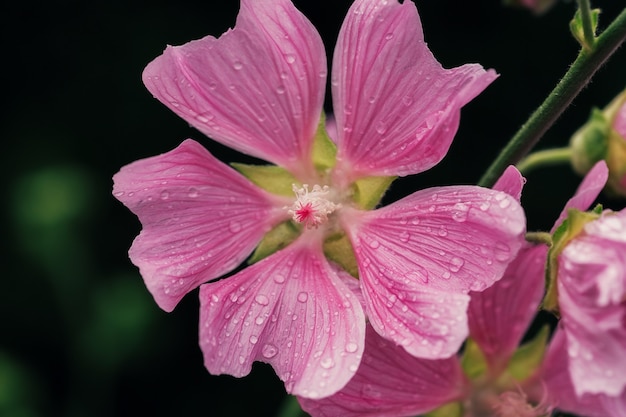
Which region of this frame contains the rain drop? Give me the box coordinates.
[449,257,464,272]
[262,344,278,359]
[249,335,258,345]
[375,121,387,134]
[297,292,308,303]
[320,358,335,369]
[273,274,286,284]
[233,61,243,70]
[188,188,199,198]
[369,240,380,249]
[284,54,296,64]
[229,221,242,233]
[255,294,269,305]
[345,342,358,353]
[160,190,170,200]
[385,32,394,40]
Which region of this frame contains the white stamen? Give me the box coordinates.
[287,184,339,229]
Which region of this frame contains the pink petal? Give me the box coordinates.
[543,329,626,417]
[198,234,366,399]
[299,325,466,417]
[331,0,497,180]
[143,0,327,179]
[552,160,608,232]
[112,139,288,312]
[557,210,626,397]
[468,244,547,371]
[341,185,525,358]
[492,165,526,201]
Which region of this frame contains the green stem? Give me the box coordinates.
[478,7,626,188]
[516,147,573,174]
[578,0,597,50]
[525,231,553,246]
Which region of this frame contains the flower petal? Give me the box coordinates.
[331,0,497,180]
[543,329,626,417]
[341,186,525,358]
[198,234,366,399]
[552,160,608,232]
[112,139,288,312]
[468,244,546,371]
[299,325,466,417]
[557,210,626,397]
[492,165,526,201]
[143,0,326,178]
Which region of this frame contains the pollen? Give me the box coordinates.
[287,184,339,229]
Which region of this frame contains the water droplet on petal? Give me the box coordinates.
[375,121,387,134]
[188,188,199,198]
[273,274,286,284]
[494,241,511,262]
[255,294,269,305]
[229,221,242,233]
[385,32,394,40]
[160,190,169,200]
[284,54,296,64]
[320,357,335,369]
[369,240,380,249]
[233,61,243,70]
[452,203,469,222]
[262,344,278,358]
[249,335,258,344]
[297,292,308,303]
[449,257,464,272]
[345,342,358,353]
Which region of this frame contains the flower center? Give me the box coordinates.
[287,184,339,229]
[492,391,550,417]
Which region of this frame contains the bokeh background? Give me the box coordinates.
[2,0,625,416]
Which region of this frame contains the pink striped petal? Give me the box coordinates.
[112,139,288,312]
[198,234,366,399]
[468,244,546,371]
[492,165,526,201]
[552,160,608,232]
[299,325,466,417]
[143,0,326,178]
[543,329,626,417]
[557,210,626,397]
[341,186,525,358]
[331,0,497,180]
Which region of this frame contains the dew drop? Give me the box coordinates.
[399,231,410,242]
[402,95,413,106]
[160,190,170,200]
[375,121,387,134]
[284,54,296,64]
[345,342,358,353]
[255,294,269,305]
[249,335,258,344]
[385,32,394,40]
[449,257,464,272]
[494,241,511,262]
[369,240,380,249]
[297,292,308,303]
[368,96,376,104]
[233,61,243,70]
[437,226,448,237]
[452,203,469,222]
[320,357,335,369]
[262,344,278,359]
[276,85,285,94]
[188,188,199,198]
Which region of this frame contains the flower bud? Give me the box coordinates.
[570,89,626,197]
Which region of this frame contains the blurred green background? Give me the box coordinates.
[1,0,624,416]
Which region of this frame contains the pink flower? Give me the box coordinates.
[113,0,525,399]
[553,190,626,398]
[300,165,624,416]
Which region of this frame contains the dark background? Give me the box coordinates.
[1,0,625,416]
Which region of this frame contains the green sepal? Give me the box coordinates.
[323,232,359,278]
[351,176,396,210]
[569,8,601,50]
[543,206,601,312]
[424,401,463,417]
[231,163,298,197]
[248,221,300,264]
[570,108,610,176]
[311,112,337,171]
[506,325,550,382]
[460,338,488,380]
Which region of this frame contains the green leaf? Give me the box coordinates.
[351,176,396,210]
[460,338,488,380]
[248,221,301,264]
[507,326,550,381]
[311,112,337,171]
[232,163,298,197]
